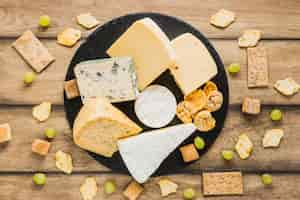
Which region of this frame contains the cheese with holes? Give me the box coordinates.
[74,57,139,103]
[73,97,142,157]
[107,18,176,90]
[170,33,218,95]
[118,123,196,183]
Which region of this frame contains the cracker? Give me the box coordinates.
[176,101,193,123]
[210,9,236,28]
[57,28,81,47]
[31,139,51,156]
[247,47,269,88]
[157,178,178,197]
[184,89,207,115]
[123,181,144,200]
[238,30,262,48]
[202,172,243,196]
[242,97,261,115]
[263,129,284,148]
[235,134,253,159]
[180,144,200,163]
[77,13,99,29]
[64,79,80,99]
[274,77,300,96]
[32,102,52,122]
[55,150,73,174]
[203,81,218,95]
[0,123,12,143]
[12,30,55,73]
[80,177,98,200]
[193,110,216,132]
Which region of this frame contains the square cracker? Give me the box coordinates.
[210,9,236,28]
[12,30,55,73]
[247,47,269,88]
[203,172,243,196]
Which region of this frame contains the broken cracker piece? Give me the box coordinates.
[274,77,300,96]
[32,139,51,156]
[238,29,262,48]
[0,123,12,143]
[123,181,144,200]
[57,28,81,47]
[77,13,99,29]
[247,47,269,88]
[202,172,243,196]
[242,97,261,115]
[180,144,200,163]
[12,30,55,73]
[235,134,253,159]
[64,79,80,99]
[55,150,73,174]
[158,178,178,197]
[210,9,236,28]
[263,129,284,148]
[80,177,98,200]
[32,102,52,122]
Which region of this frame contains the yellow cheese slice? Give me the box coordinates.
[106,18,176,90]
[171,33,218,95]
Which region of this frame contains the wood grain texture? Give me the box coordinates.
[0,106,299,172]
[1,173,300,200]
[1,39,300,105]
[1,0,300,39]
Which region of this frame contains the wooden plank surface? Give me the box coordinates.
[1,0,300,39]
[1,39,300,105]
[0,106,299,172]
[1,173,300,200]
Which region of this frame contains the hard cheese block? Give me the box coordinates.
[171,33,218,95]
[74,57,139,103]
[73,97,142,157]
[118,123,196,183]
[107,18,176,90]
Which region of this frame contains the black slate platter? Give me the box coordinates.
[64,13,229,175]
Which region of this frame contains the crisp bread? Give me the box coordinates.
[202,172,243,196]
[247,47,268,88]
[12,30,55,73]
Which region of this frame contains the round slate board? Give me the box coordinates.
[64,13,229,175]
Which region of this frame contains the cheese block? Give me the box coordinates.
[170,33,218,95]
[74,57,139,103]
[118,123,196,183]
[107,18,176,90]
[73,97,142,157]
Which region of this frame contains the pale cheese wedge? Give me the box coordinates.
[118,123,196,183]
[274,77,300,96]
[107,18,176,90]
[235,134,253,159]
[263,129,284,148]
[73,97,142,157]
[170,33,217,95]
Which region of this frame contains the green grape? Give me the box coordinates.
[183,188,196,199]
[45,128,57,139]
[194,136,205,150]
[39,15,51,28]
[221,150,234,161]
[33,173,46,185]
[104,180,116,194]
[227,63,240,75]
[261,174,272,185]
[24,72,36,85]
[270,109,282,121]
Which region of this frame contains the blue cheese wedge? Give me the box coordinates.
[118,123,196,183]
[74,57,139,103]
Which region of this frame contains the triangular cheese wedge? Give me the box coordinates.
[118,123,196,183]
[73,97,142,157]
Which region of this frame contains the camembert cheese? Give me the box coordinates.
[171,33,218,95]
[106,18,176,90]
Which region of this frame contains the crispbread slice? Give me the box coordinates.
[247,47,269,88]
[210,9,236,28]
[238,30,262,47]
[12,30,55,73]
[202,172,243,196]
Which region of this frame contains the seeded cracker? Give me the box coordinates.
[247,47,269,88]
[203,172,243,196]
[210,9,236,28]
[12,30,55,73]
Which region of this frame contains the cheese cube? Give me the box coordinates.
[170,33,217,95]
[77,13,99,29]
[263,129,284,148]
[64,79,80,99]
[57,28,81,47]
[32,139,51,156]
[235,134,253,159]
[0,123,12,143]
[238,30,262,48]
[180,144,200,162]
[157,178,178,197]
[210,9,236,28]
[274,78,300,96]
[107,18,176,90]
[123,181,144,200]
[242,97,261,115]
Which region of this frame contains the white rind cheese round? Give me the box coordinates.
[134,85,177,128]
